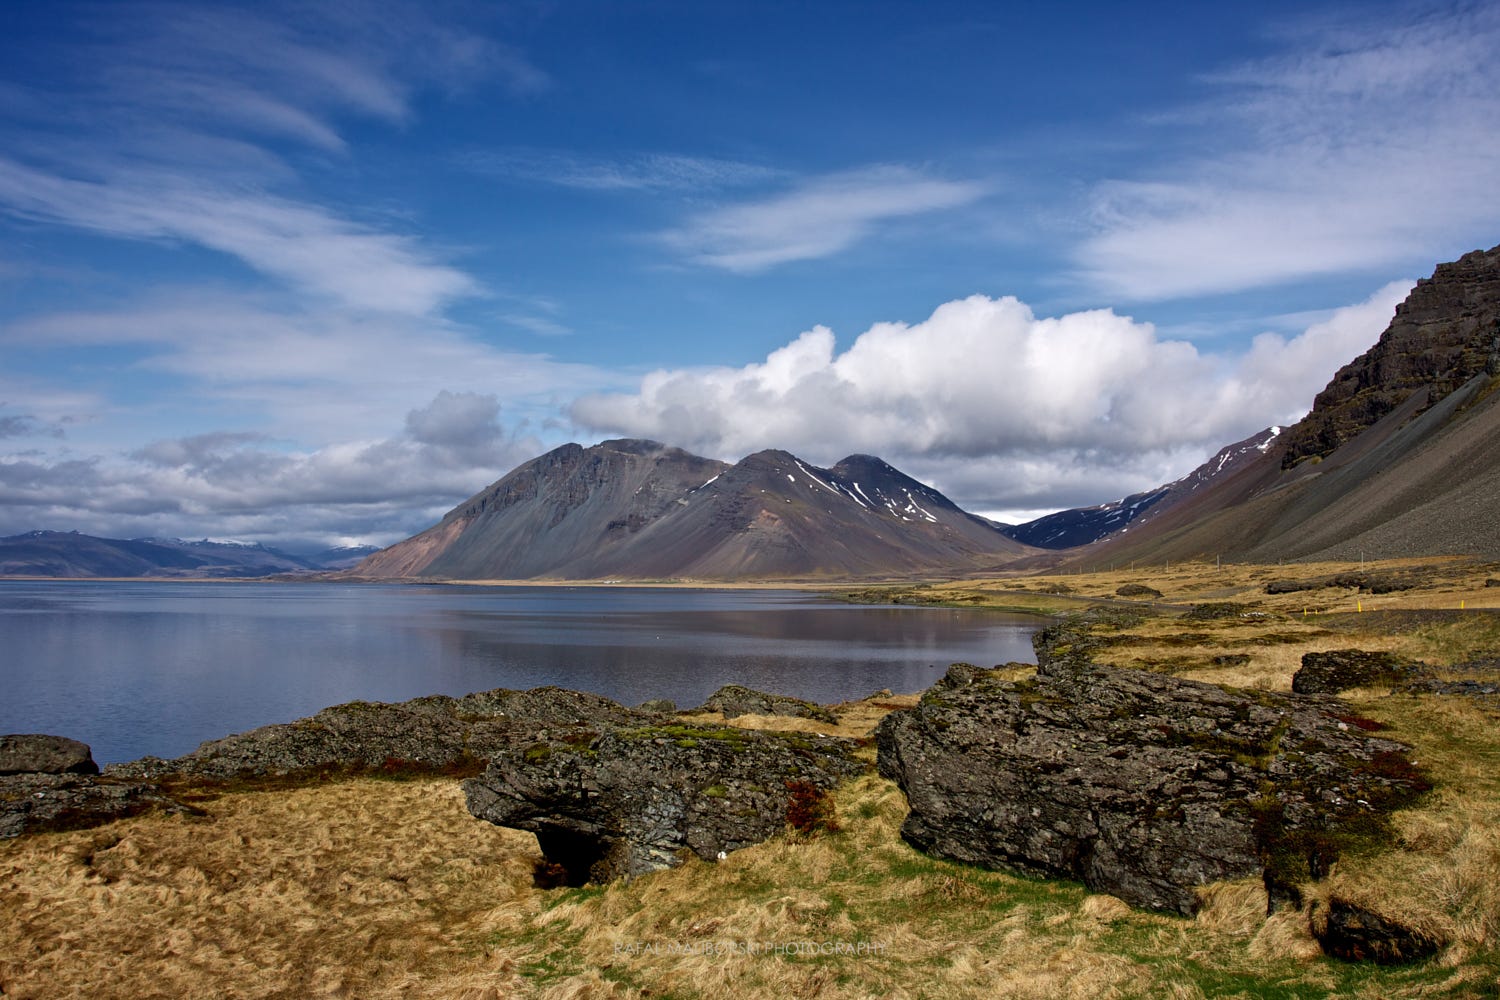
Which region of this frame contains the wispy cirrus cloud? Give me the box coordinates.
[659,166,991,272]
[0,1,534,316]
[463,148,783,192]
[4,290,624,443]
[1075,3,1500,300]
[0,158,477,315]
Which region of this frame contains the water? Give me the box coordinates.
[0,580,1040,764]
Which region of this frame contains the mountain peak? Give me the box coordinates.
[354,444,1030,580]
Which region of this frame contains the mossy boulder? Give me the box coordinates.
[1292,649,1426,695]
[877,616,1428,919]
[464,722,865,884]
[698,684,837,724]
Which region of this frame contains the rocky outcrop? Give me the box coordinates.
[106,687,652,783]
[0,735,189,838]
[0,734,99,775]
[699,684,837,723]
[465,722,865,884]
[1281,244,1500,468]
[1292,650,1427,695]
[0,772,193,838]
[1115,583,1162,599]
[876,617,1429,916]
[1313,897,1446,965]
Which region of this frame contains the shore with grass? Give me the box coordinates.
[3,557,1498,998]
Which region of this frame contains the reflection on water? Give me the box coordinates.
[0,581,1040,763]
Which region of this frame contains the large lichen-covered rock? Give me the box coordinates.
[465,722,864,884]
[0,734,99,776]
[876,618,1428,916]
[1292,649,1426,695]
[106,687,653,783]
[698,684,837,724]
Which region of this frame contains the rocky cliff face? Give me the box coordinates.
[1064,243,1500,564]
[1281,244,1500,468]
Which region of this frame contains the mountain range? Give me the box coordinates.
[8,243,1498,581]
[352,442,1033,580]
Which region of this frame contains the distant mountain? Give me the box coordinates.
[305,545,382,570]
[1063,243,1500,564]
[1001,427,1284,550]
[0,531,334,578]
[353,439,1034,580]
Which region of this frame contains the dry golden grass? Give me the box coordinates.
[0,779,543,999]
[5,559,1500,998]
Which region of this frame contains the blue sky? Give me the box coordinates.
[2,0,1498,550]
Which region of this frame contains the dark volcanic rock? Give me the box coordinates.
[1292,650,1426,695]
[699,684,837,724]
[465,722,865,884]
[0,734,99,776]
[0,773,193,838]
[1313,897,1446,965]
[876,618,1428,916]
[106,687,649,783]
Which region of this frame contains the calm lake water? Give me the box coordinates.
[0,581,1040,764]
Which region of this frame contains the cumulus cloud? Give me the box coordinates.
[659,166,990,272]
[572,283,1411,516]
[1075,4,1500,299]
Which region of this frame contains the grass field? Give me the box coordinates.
[3,557,1498,998]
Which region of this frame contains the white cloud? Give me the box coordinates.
[1075,4,1500,300]
[572,283,1409,513]
[659,165,990,272]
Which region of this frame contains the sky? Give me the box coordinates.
[2,0,1499,552]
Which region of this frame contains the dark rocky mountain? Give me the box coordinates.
[0,531,345,578]
[1066,242,1500,564]
[354,439,1033,580]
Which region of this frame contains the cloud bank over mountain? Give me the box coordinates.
[572,283,1411,517]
